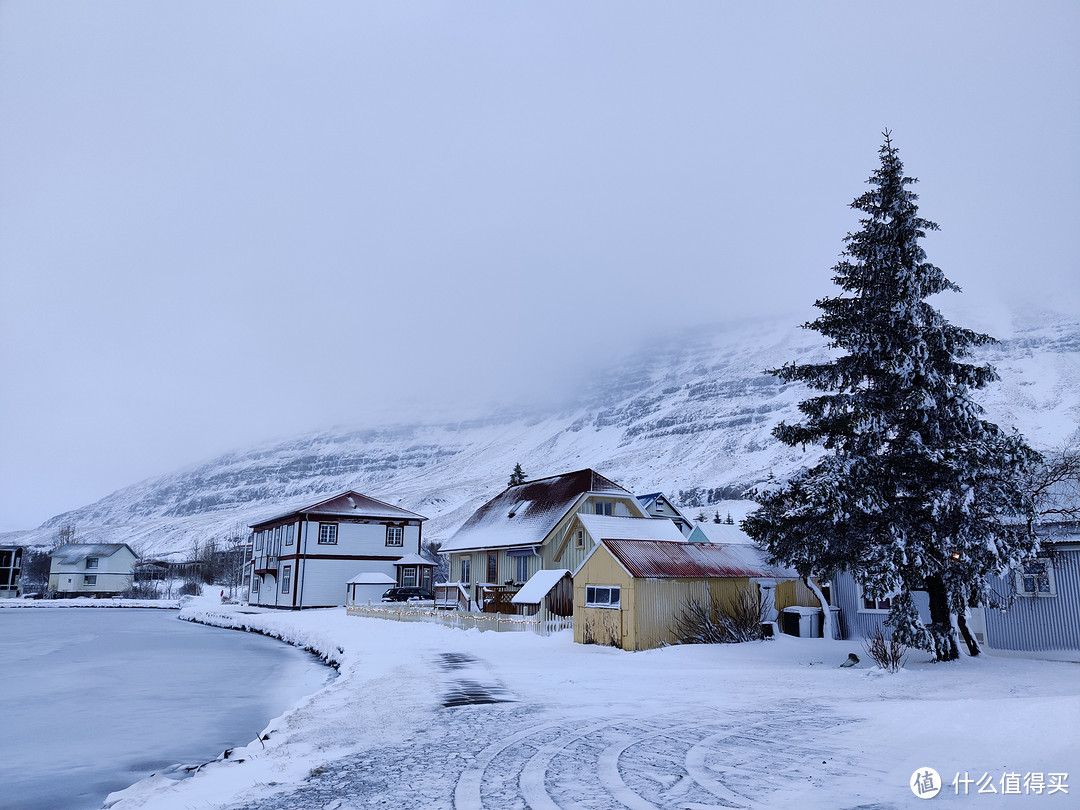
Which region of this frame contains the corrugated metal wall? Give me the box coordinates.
[984,549,1080,651]
[634,579,710,650]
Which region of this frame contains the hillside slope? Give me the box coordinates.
[7,311,1078,558]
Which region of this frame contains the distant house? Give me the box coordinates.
[0,546,23,598]
[687,521,757,545]
[637,493,694,536]
[573,537,813,651]
[248,490,427,610]
[48,544,137,597]
[829,524,1080,653]
[440,469,650,610]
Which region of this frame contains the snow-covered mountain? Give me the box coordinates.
[7,311,1079,558]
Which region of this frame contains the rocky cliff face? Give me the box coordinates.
[9,311,1078,558]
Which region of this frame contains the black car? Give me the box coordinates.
[381,586,435,602]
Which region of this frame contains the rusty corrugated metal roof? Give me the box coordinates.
[602,539,799,580]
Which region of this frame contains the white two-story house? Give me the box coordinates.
[248,490,427,609]
[48,543,137,597]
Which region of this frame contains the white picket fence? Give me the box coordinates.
[346,603,572,636]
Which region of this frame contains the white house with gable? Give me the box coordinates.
[49,543,137,597]
[248,490,427,609]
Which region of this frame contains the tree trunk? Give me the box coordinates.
[805,576,834,640]
[925,574,959,661]
[956,610,981,657]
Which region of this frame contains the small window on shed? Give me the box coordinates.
[586,585,620,609]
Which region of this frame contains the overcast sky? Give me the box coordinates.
[1,2,1077,530]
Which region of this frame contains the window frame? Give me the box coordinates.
[515,554,530,585]
[402,567,417,587]
[255,531,264,551]
[285,524,295,547]
[385,526,404,547]
[574,529,585,549]
[487,553,498,583]
[281,565,292,594]
[85,557,99,569]
[460,558,471,585]
[856,584,894,612]
[594,501,614,516]
[1015,558,1056,597]
[83,574,97,586]
[585,584,621,609]
[318,523,338,545]
[252,576,260,594]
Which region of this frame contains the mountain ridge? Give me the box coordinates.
[6,311,1078,558]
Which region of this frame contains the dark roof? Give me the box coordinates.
[636,492,663,505]
[251,490,427,529]
[600,539,799,580]
[441,468,630,552]
[53,543,135,564]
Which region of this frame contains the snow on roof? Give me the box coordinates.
[441,468,630,553]
[689,522,754,544]
[347,572,396,585]
[250,490,427,528]
[392,553,435,567]
[601,539,800,580]
[54,543,133,564]
[511,569,571,605]
[577,514,686,544]
[636,492,663,506]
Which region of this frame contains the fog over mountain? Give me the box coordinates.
[5,310,1078,559]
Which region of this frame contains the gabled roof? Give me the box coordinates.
[577,514,687,544]
[347,571,396,585]
[511,569,571,605]
[53,543,135,564]
[599,539,799,580]
[393,553,437,567]
[688,522,754,544]
[251,490,427,529]
[636,492,664,507]
[441,468,631,553]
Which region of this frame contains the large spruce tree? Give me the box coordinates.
[742,133,1039,661]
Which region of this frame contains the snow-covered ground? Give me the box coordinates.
[103,599,1080,809]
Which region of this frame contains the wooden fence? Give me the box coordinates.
[346,603,572,636]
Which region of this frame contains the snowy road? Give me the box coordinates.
[108,603,1080,810]
[224,648,883,810]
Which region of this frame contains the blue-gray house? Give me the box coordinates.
[829,524,1080,653]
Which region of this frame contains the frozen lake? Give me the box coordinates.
[0,607,332,810]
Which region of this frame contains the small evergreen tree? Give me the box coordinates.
[742,132,1039,662]
[713,511,722,524]
[508,463,527,487]
[725,512,734,525]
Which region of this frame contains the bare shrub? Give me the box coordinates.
[864,625,908,672]
[673,587,767,645]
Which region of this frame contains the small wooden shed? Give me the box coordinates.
[574,538,814,651]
